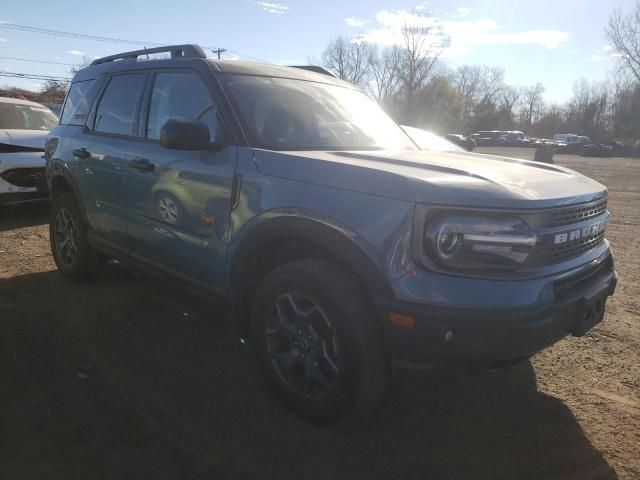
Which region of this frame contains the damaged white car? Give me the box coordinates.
[0,97,58,204]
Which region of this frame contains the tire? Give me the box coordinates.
[49,192,99,281]
[250,258,390,422]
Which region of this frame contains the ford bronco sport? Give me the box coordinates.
[45,44,617,421]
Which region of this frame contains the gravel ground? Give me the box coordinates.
[0,150,638,479]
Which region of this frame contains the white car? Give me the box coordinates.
[0,97,58,204]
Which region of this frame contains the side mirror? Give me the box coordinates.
[160,118,211,150]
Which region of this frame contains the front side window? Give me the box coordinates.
[60,80,95,126]
[94,74,146,136]
[146,72,222,141]
[0,102,58,130]
[220,74,415,151]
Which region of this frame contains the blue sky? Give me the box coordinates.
[0,0,633,103]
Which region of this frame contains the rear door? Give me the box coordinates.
[125,69,237,292]
[68,73,147,251]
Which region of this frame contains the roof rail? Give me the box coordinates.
[90,44,206,66]
[288,65,335,77]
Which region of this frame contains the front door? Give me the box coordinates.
[125,70,237,292]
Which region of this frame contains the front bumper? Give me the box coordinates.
[377,252,617,368]
[0,151,48,204]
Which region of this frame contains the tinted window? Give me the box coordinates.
[146,72,222,141]
[94,74,146,136]
[0,102,58,130]
[60,80,94,125]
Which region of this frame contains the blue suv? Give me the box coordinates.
[46,45,617,421]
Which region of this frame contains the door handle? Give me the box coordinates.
[129,158,156,172]
[72,148,91,160]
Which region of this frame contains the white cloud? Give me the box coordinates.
[0,38,7,42]
[252,1,288,14]
[358,7,570,58]
[68,50,84,56]
[345,17,369,28]
[602,44,612,52]
[590,54,605,62]
[455,7,471,18]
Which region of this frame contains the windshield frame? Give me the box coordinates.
[217,73,417,152]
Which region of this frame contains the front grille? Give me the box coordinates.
[0,167,46,188]
[550,230,606,263]
[549,198,607,227]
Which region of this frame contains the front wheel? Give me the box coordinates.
[251,259,390,422]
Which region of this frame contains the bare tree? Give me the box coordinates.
[321,36,371,87]
[37,80,68,104]
[453,65,484,120]
[520,83,546,126]
[606,3,640,83]
[499,86,521,116]
[69,56,94,76]
[452,65,504,121]
[397,21,449,123]
[367,46,402,103]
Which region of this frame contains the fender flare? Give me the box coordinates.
[227,213,394,302]
[48,160,91,228]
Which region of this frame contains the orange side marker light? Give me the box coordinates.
[389,312,416,329]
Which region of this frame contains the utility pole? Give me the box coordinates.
[211,48,227,60]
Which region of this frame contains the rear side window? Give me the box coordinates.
[94,74,146,136]
[60,80,95,126]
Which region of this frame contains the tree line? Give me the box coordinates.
[320,4,640,145]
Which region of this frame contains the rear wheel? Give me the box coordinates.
[49,193,99,281]
[251,258,390,422]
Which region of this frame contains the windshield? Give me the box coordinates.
[401,126,465,152]
[220,74,416,151]
[0,102,58,130]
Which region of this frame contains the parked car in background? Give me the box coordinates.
[583,143,614,157]
[554,133,591,154]
[504,130,530,146]
[401,126,466,152]
[471,130,507,146]
[445,133,475,151]
[0,97,58,204]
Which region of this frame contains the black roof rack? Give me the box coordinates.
[288,65,335,77]
[90,44,206,66]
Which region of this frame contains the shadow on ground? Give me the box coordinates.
[0,263,618,480]
[0,201,50,231]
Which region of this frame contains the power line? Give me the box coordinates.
[0,23,269,64]
[0,23,166,47]
[0,56,78,67]
[0,23,226,54]
[0,71,71,82]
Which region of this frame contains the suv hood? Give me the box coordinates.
[253,149,607,209]
[0,129,47,150]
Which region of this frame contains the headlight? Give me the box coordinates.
[422,215,537,271]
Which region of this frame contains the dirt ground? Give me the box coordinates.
[0,149,638,480]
